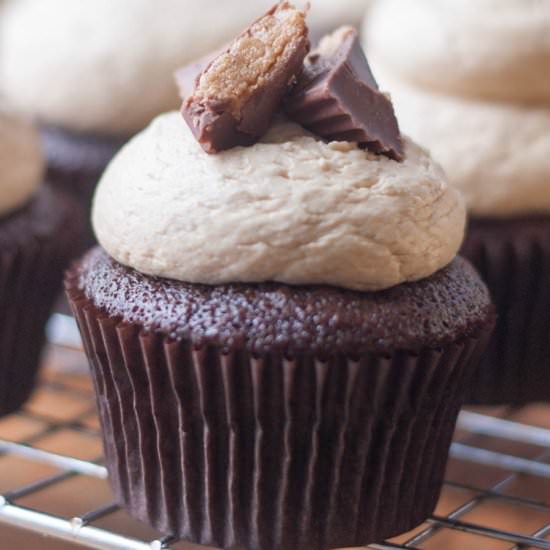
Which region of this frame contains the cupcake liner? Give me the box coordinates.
[68,277,491,550]
[462,217,550,405]
[0,187,83,415]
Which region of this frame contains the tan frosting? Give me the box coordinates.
[0,108,43,216]
[365,0,550,104]
[364,0,550,217]
[0,0,276,135]
[93,112,465,291]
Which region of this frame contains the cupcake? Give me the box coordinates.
[364,0,550,405]
[0,107,84,415]
[0,0,276,237]
[67,7,494,549]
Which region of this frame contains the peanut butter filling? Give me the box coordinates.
[194,1,308,120]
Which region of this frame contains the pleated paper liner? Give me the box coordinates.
[0,186,83,416]
[67,275,492,550]
[462,216,550,405]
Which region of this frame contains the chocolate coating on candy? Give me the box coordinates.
[286,26,404,160]
[78,247,493,357]
[181,1,309,153]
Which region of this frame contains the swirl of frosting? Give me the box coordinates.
[0,108,43,216]
[365,0,550,104]
[93,112,465,291]
[0,0,276,135]
[371,75,550,217]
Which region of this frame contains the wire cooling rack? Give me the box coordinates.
[1,316,550,549]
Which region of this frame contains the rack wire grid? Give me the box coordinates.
[1,315,550,549]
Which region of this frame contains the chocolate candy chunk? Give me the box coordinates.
[286,26,404,161]
[181,1,309,154]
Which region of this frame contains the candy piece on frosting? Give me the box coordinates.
[286,26,404,161]
[181,1,309,154]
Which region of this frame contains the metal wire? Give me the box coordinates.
[0,315,549,549]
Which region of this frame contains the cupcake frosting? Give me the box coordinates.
[365,0,550,217]
[0,109,43,216]
[93,112,465,291]
[365,0,550,104]
[0,0,275,135]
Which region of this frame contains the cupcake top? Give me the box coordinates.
[0,107,43,216]
[0,0,275,136]
[364,0,550,217]
[93,112,465,291]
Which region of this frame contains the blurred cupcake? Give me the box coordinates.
[0,0,275,234]
[365,0,550,405]
[0,107,83,415]
[67,107,494,547]
[308,0,370,37]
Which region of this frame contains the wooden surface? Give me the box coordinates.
[0,345,549,549]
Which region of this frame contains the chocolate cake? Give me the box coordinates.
[76,248,491,355]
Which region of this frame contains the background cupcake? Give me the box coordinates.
[0,0,277,239]
[0,106,83,415]
[364,0,550,405]
[308,0,371,37]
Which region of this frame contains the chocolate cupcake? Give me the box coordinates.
[68,8,494,548]
[67,124,494,550]
[0,0,276,242]
[0,108,84,415]
[365,0,550,405]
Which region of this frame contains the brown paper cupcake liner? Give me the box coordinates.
[67,276,491,550]
[462,216,550,405]
[0,187,84,415]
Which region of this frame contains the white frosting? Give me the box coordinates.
[0,0,276,135]
[364,0,550,216]
[0,108,43,216]
[93,112,465,291]
[365,0,550,103]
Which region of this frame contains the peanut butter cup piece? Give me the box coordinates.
[286,26,404,161]
[181,1,309,154]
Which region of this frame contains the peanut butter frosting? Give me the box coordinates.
[92,112,465,290]
[364,0,550,216]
